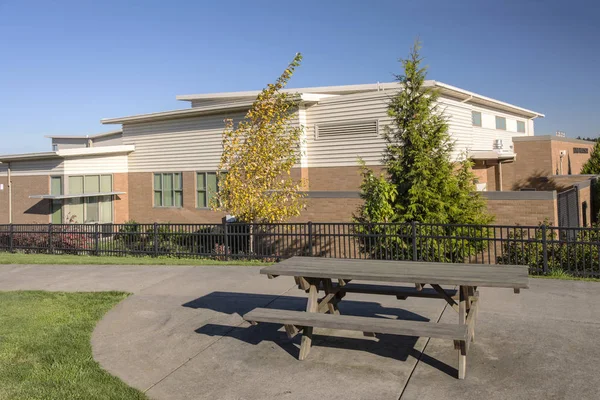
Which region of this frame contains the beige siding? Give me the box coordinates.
[93,134,123,147]
[305,91,390,167]
[63,155,128,175]
[122,112,247,172]
[0,159,64,176]
[52,138,87,150]
[471,104,531,152]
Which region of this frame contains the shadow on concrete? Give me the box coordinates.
[183,291,456,370]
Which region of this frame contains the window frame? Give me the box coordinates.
[50,176,63,224]
[153,172,183,208]
[516,120,526,133]
[495,116,507,130]
[196,171,220,209]
[66,174,114,223]
[471,111,482,127]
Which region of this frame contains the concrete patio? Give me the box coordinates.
[0,264,598,399]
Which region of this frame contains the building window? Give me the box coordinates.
[472,111,482,127]
[154,173,183,208]
[516,121,526,133]
[495,116,506,130]
[52,144,58,151]
[50,176,63,224]
[67,174,113,223]
[197,172,219,208]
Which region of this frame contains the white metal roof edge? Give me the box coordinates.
[56,145,135,157]
[0,151,60,163]
[429,81,544,118]
[44,130,123,140]
[175,82,400,101]
[101,100,256,125]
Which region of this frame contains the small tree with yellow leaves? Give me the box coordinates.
[212,53,305,229]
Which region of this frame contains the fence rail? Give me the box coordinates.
[0,222,599,277]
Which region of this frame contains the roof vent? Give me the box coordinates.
[315,120,379,141]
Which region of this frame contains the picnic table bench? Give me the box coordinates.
[243,257,528,379]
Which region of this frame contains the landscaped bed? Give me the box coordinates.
[0,252,269,266]
[0,291,147,400]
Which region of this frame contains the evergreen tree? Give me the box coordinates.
[353,41,492,261]
[581,141,600,174]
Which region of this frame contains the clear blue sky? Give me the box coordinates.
[1,0,599,154]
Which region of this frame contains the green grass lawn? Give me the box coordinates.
[0,252,270,266]
[0,291,147,400]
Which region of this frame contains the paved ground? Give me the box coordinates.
[0,264,598,400]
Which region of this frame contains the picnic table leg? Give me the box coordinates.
[299,279,318,360]
[458,285,468,379]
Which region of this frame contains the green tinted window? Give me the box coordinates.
[472,111,482,127]
[153,173,183,208]
[495,116,506,130]
[85,175,100,194]
[517,121,526,133]
[69,176,84,195]
[51,176,63,196]
[197,172,221,208]
[100,175,113,192]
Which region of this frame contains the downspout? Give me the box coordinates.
[7,162,12,223]
[497,161,503,191]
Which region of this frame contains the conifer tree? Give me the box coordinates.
[354,41,492,261]
[581,141,600,174]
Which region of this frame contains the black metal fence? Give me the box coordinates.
[0,222,599,277]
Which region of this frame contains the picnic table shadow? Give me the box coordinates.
[183,291,456,377]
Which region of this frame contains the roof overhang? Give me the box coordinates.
[101,101,255,125]
[428,81,544,119]
[0,145,134,164]
[470,151,516,161]
[29,191,126,200]
[0,152,60,163]
[56,145,134,157]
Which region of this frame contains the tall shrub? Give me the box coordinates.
[353,41,492,261]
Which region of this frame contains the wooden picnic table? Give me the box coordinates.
[243,256,528,379]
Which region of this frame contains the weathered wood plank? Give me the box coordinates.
[262,257,529,289]
[337,283,457,300]
[299,283,319,361]
[243,308,469,341]
[430,284,459,311]
[458,285,468,380]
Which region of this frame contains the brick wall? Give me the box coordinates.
[483,192,558,226]
[0,176,8,223]
[502,140,553,190]
[127,172,227,223]
[292,198,362,222]
[307,166,385,191]
[577,185,592,227]
[8,175,51,224]
[113,173,130,223]
[550,140,594,175]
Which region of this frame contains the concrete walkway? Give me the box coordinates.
[0,264,598,399]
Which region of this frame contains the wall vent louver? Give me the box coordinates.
[315,120,379,141]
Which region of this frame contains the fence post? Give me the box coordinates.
[541,224,548,274]
[94,223,100,256]
[9,224,14,253]
[222,220,229,260]
[308,221,313,257]
[48,223,53,254]
[411,221,418,261]
[153,222,159,257]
